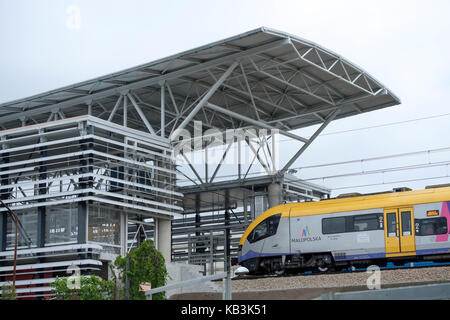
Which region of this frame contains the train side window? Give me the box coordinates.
[248,214,281,243]
[322,217,346,234]
[353,214,380,232]
[386,212,397,237]
[416,218,448,236]
[401,211,412,236]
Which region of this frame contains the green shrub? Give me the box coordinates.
[51,275,115,300]
[1,283,16,300]
[112,239,168,300]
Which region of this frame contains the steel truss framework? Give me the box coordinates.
[0,27,400,296]
[172,175,330,274]
[0,28,399,188]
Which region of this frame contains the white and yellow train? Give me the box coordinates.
[237,186,450,274]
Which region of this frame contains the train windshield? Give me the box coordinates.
[247,214,281,243]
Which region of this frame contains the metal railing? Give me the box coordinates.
[145,271,232,300]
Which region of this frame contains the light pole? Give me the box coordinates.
[0,199,18,288]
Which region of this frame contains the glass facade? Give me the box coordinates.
[45,204,78,245]
[88,203,120,247]
[6,208,38,249]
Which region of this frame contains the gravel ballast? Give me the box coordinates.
[227,266,450,292]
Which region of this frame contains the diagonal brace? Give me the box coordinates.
[277,108,341,177]
[127,93,156,135]
[171,61,239,140]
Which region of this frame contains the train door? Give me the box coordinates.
[383,207,416,257]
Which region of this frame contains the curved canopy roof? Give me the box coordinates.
[0,27,400,136]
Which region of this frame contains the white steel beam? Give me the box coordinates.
[205,102,309,143]
[107,95,124,122]
[278,108,341,177]
[209,140,234,184]
[289,40,375,96]
[172,61,239,139]
[127,93,156,135]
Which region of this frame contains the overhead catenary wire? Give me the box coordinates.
[276,111,450,143]
[295,160,450,183]
[327,174,450,192]
[178,159,450,192]
[176,111,450,191]
[171,111,450,147]
[176,145,450,183]
[175,111,450,146]
[177,111,450,184]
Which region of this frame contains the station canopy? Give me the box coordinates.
[0,27,400,137]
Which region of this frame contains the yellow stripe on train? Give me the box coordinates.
[239,187,450,246]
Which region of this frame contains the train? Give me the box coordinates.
[237,185,450,275]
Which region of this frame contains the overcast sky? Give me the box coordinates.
[1,0,450,196]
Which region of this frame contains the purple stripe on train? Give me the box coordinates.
[436,201,450,242]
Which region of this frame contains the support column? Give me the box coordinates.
[243,193,248,226]
[77,202,87,245]
[37,137,47,248]
[160,81,165,138]
[120,211,128,255]
[157,218,171,262]
[0,148,9,252]
[224,190,230,273]
[268,183,281,208]
[195,193,201,238]
[0,214,5,254]
[224,189,232,299]
[78,124,93,245]
[36,142,48,293]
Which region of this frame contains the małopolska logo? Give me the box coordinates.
[302,226,311,237]
[292,226,321,243]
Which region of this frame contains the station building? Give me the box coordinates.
[0,27,399,298]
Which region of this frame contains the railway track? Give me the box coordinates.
[232,261,450,281]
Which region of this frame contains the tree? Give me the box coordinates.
[113,239,168,300]
[51,275,115,300]
[1,283,16,300]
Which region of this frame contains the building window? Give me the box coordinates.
[88,204,120,246]
[45,204,78,244]
[6,208,38,249]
